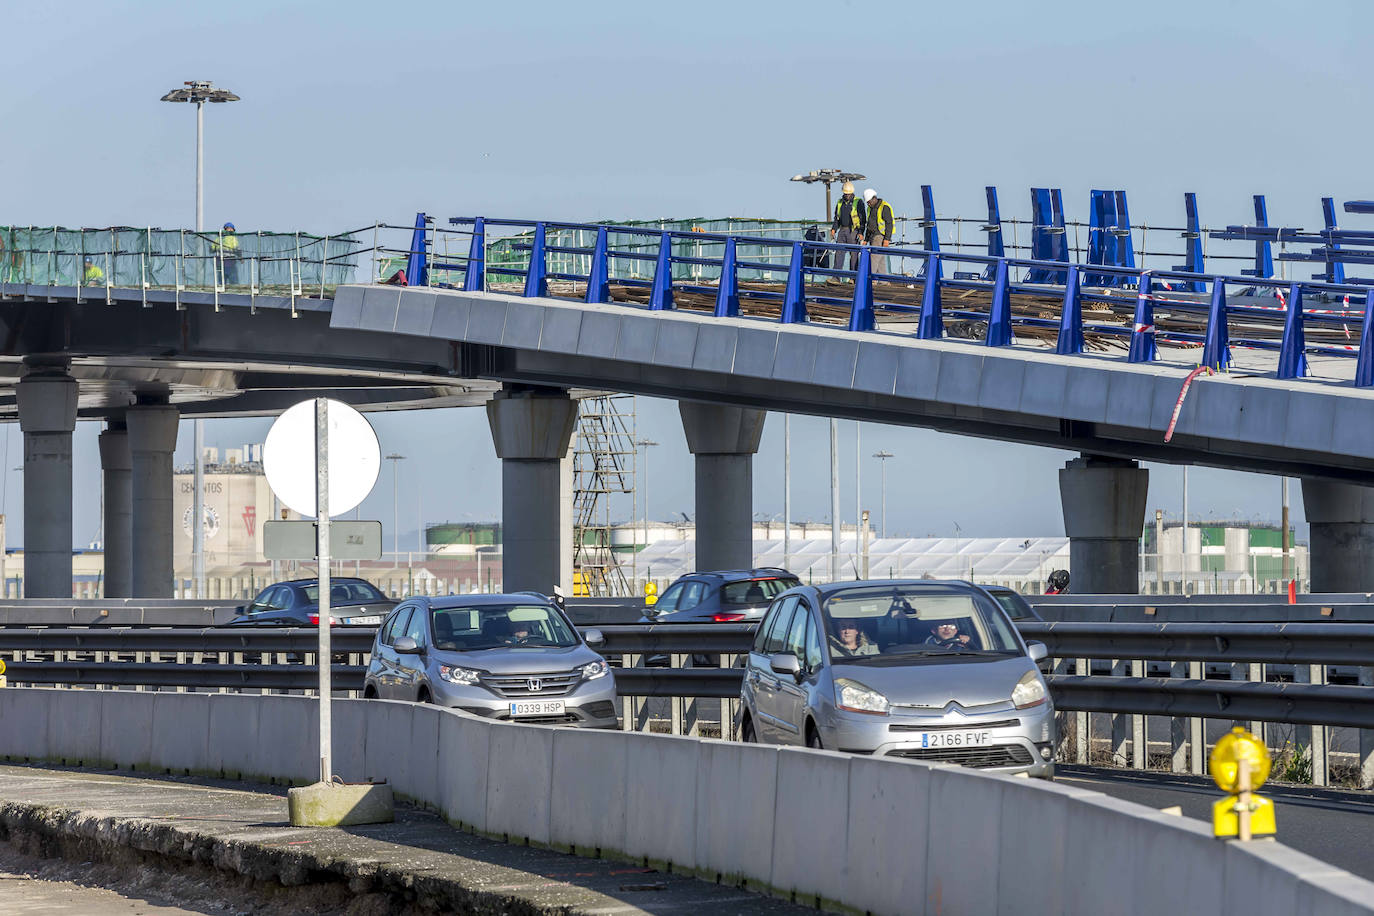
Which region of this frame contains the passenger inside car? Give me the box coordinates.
[829,618,878,657]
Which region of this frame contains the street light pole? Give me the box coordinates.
[163,80,238,598]
[790,168,867,223]
[783,415,791,571]
[873,451,893,538]
[386,453,405,565]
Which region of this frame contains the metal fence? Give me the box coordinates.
[2,616,1372,787]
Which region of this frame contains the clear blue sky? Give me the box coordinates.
[2,0,1369,547]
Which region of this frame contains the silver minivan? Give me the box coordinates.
[364,594,618,728]
[736,580,1056,778]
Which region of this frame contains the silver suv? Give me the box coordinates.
[736,580,1056,778]
[364,594,618,728]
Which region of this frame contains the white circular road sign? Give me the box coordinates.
[262,398,381,517]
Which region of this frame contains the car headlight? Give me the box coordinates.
[834,677,889,715]
[1012,670,1047,709]
[438,665,480,686]
[579,660,608,681]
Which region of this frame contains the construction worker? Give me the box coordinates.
[82,256,104,287]
[830,181,866,272]
[214,222,240,285]
[862,189,894,275]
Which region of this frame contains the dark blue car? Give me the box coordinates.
[225,577,397,627]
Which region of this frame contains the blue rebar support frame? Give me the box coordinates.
[1056,265,1084,355]
[649,231,674,310]
[1358,295,1374,387]
[921,185,940,254]
[1277,283,1309,380]
[1245,195,1274,279]
[849,247,875,332]
[462,217,485,291]
[1178,193,1205,292]
[983,186,1004,280]
[1321,197,1347,284]
[405,212,428,287]
[1115,191,1136,273]
[781,241,806,324]
[1028,188,1055,283]
[917,254,943,339]
[1128,270,1157,363]
[1049,189,1069,284]
[1202,278,1231,370]
[986,259,1013,346]
[714,237,740,317]
[583,226,610,304]
[522,222,548,297]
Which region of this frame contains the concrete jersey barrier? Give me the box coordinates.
[0,687,1372,915]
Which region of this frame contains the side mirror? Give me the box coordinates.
[584,628,606,647]
[769,652,801,678]
[1026,641,1048,663]
[394,636,422,655]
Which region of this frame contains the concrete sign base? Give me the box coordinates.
[288,780,394,827]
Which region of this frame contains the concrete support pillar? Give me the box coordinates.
[486,387,577,594]
[1301,478,1374,593]
[680,402,766,572]
[16,372,79,598]
[127,404,179,598]
[99,420,132,598]
[1059,455,1148,594]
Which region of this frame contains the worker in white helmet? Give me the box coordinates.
[830,181,866,273]
[862,189,894,275]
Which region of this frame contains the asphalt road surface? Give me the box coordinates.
[1059,765,1374,881]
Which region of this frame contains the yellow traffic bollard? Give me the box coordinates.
[1210,726,1276,840]
[0,657,7,688]
[644,581,658,607]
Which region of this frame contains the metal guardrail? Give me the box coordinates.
[442,212,1374,385]
[1018,621,1374,666]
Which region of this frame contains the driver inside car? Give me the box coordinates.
[925,619,974,649]
[829,618,878,657]
[506,620,536,645]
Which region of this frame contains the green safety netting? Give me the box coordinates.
[485,217,829,286]
[0,226,362,291]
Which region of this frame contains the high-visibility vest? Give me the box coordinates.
[835,197,862,230]
[217,233,240,254]
[83,264,104,284]
[870,201,893,239]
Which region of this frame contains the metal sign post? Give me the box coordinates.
[315,397,332,784]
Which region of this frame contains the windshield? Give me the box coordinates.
[303,581,386,604]
[430,603,579,651]
[822,584,1022,660]
[990,590,1036,620]
[721,577,799,607]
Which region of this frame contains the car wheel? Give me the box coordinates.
[740,715,756,744]
[806,725,823,750]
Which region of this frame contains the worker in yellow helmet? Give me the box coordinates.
[213,222,240,285]
[862,189,894,275]
[82,256,104,287]
[830,181,866,272]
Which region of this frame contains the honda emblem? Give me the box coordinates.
[527,678,542,693]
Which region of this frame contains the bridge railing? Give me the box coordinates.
[432,214,1374,386]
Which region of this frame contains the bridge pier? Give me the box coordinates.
[16,369,79,598]
[128,403,180,598]
[486,386,576,594]
[680,402,765,572]
[1059,455,1148,594]
[98,420,132,598]
[1301,478,1374,592]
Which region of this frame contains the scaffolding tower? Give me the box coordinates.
[572,394,636,596]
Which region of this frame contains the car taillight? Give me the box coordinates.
[308,613,339,626]
[711,612,746,622]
